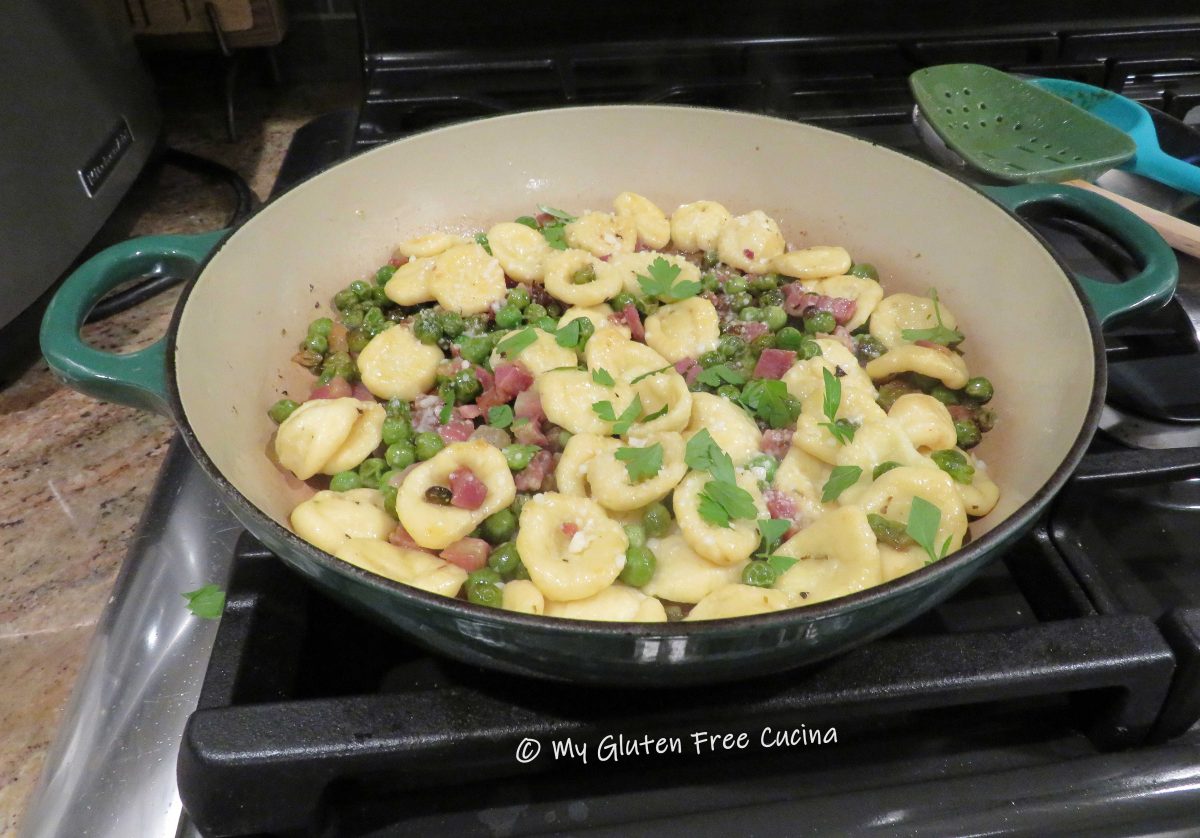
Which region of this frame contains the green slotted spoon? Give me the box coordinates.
[909,64,1137,183]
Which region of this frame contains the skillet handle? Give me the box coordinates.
[979,183,1178,328]
[40,231,226,416]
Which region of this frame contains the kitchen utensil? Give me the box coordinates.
[1029,77,1200,197]
[909,64,1137,184]
[911,103,1200,260]
[39,106,1178,685]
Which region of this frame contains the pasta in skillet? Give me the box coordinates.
[266,194,1000,621]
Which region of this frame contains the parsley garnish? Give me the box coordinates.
[541,223,568,250]
[474,232,492,255]
[496,327,537,358]
[818,367,857,444]
[739,379,801,430]
[555,317,585,348]
[592,368,615,386]
[698,481,758,529]
[592,394,643,435]
[642,404,669,423]
[515,215,539,229]
[537,204,576,222]
[821,465,863,502]
[615,443,664,483]
[182,584,225,619]
[907,496,952,565]
[685,429,736,484]
[697,363,746,388]
[487,404,514,428]
[900,289,964,346]
[630,365,673,384]
[755,518,793,567]
[636,256,702,302]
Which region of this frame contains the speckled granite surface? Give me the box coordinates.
[0,82,357,836]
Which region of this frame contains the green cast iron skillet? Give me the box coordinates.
[40,106,1177,685]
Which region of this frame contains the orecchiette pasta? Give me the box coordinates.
[275,397,386,480]
[357,325,444,400]
[269,193,1001,623]
[397,441,516,549]
[290,489,395,555]
[643,296,721,363]
[335,538,467,597]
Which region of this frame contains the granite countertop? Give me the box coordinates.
[0,83,356,835]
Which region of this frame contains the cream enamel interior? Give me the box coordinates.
[174,106,1094,541]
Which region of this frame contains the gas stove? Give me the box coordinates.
[21,8,1200,838]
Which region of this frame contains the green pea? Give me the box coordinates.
[803,309,836,334]
[571,264,597,285]
[385,442,415,470]
[349,280,372,299]
[329,470,362,492]
[304,334,328,354]
[932,448,976,484]
[620,545,657,588]
[503,444,537,471]
[333,288,358,310]
[368,286,390,307]
[375,264,397,286]
[463,313,490,335]
[524,302,548,322]
[929,385,960,405]
[346,329,370,353]
[775,326,804,351]
[798,338,822,360]
[701,272,720,293]
[854,334,887,363]
[488,541,522,576]
[362,307,388,337]
[876,380,916,412]
[750,334,777,355]
[975,407,997,432]
[726,292,753,311]
[267,398,299,424]
[425,485,453,505]
[723,276,748,295]
[698,350,723,368]
[742,561,779,588]
[467,582,503,607]
[382,415,412,445]
[954,419,982,450]
[872,460,902,480]
[379,479,399,517]
[510,561,530,580]
[454,369,483,403]
[510,493,531,518]
[356,457,388,489]
[642,502,672,538]
[746,454,779,483]
[867,513,913,549]
[624,524,647,549]
[740,306,763,323]
[719,334,747,358]
[412,312,442,345]
[341,307,365,329]
[757,288,786,309]
[494,305,524,330]
[701,251,720,269]
[482,509,517,543]
[546,302,563,318]
[610,293,636,313]
[454,335,490,366]
[433,310,463,338]
[908,372,941,391]
[308,317,334,338]
[415,432,445,461]
[468,567,502,587]
[436,380,457,407]
[385,398,411,419]
[762,305,788,332]
[848,263,879,281]
[508,285,531,311]
[965,376,994,403]
[749,274,779,292]
[716,383,741,400]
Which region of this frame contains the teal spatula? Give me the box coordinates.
[909,64,1137,184]
[1028,77,1200,197]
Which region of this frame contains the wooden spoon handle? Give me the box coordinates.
[1064,179,1200,260]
